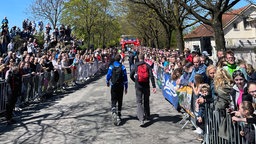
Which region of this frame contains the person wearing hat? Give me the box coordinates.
[183,48,190,57]
[177,62,194,86]
[200,51,213,66]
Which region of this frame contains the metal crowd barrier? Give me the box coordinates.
[204,104,256,144]
[0,81,7,114]
[0,60,107,115]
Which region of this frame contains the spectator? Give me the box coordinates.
[0,30,10,55]
[52,27,59,43]
[27,38,35,55]
[22,19,27,30]
[23,62,31,75]
[188,56,207,83]
[230,70,250,111]
[248,82,256,103]
[31,21,36,34]
[170,67,183,83]
[65,25,71,41]
[59,24,65,39]
[38,21,44,32]
[1,16,8,30]
[216,56,227,69]
[246,63,256,82]
[18,61,25,75]
[178,62,193,86]
[128,50,135,72]
[223,50,248,80]
[206,65,217,101]
[4,51,12,64]
[214,68,234,140]
[194,84,211,137]
[232,101,255,143]
[200,51,213,66]
[10,26,18,38]
[214,68,233,111]
[7,39,15,52]
[190,74,204,96]
[29,56,36,72]
[161,56,169,68]
[217,49,224,60]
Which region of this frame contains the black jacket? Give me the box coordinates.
[7,71,22,96]
[130,61,156,89]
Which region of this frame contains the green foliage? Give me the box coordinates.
[61,0,121,48]
[34,32,45,48]
[13,35,25,51]
[78,44,87,50]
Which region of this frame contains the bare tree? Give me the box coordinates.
[128,0,198,51]
[179,0,240,51]
[29,0,65,28]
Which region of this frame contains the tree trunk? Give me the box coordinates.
[173,0,184,51]
[87,32,91,49]
[176,27,184,52]
[165,26,172,49]
[160,20,173,49]
[213,17,226,51]
[156,32,160,49]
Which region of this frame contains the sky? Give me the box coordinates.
[0,0,252,29]
[0,0,34,29]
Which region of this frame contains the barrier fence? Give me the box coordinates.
[0,60,108,115]
[154,65,256,144]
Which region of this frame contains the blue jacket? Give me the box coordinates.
[189,64,207,83]
[179,71,191,86]
[106,61,128,90]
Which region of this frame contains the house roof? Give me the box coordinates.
[184,5,250,39]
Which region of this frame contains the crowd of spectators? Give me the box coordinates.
[0,16,121,81]
[0,16,126,125]
[128,46,256,142]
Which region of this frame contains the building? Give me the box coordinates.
[184,4,256,54]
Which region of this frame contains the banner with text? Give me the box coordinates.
[162,73,179,109]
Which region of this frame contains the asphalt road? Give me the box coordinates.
[0,60,200,144]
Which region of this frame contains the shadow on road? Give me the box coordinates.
[0,71,107,136]
[116,113,183,128]
[118,115,138,126]
[141,114,182,128]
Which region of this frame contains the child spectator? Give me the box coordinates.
[232,101,255,143]
[190,73,204,96]
[194,84,211,140]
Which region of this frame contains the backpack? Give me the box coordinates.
[137,63,149,82]
[111,64,123,85]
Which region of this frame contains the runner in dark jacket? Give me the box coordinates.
[130,54,156,126]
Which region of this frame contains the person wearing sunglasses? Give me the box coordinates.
[223,50,248,80]
[230,70,251,111]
